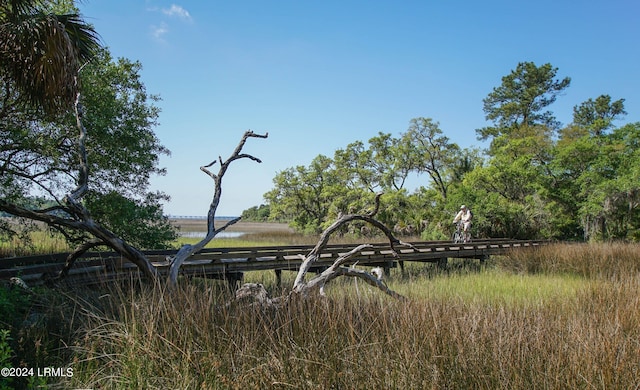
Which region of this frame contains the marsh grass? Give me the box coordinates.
[176,230,321,248]
[0,230,70,257]
[395,269,588,308]
[52,242,640,389]
[498,242,640,279]
[176,231,402,248]
[1,221,405,256]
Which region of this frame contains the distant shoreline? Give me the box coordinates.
[170,218,294,234]
[168,216,239,221]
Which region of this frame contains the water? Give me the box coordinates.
[180,231,245,239]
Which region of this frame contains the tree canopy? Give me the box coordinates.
[1,0,176,271]
[477,62,571,155]
[260,62,637,242]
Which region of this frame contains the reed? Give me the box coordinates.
[0,230,71,257]
[56,242,640,389]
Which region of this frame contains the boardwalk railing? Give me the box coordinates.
[0,239,546,287]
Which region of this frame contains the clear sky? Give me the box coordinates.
[78,0,639,217]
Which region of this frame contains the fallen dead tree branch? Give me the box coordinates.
[233,193,414,307]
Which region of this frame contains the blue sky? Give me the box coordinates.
[78,0,639,217]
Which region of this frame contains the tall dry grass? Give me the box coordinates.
[498,241,640,279]
[58,243,640,389]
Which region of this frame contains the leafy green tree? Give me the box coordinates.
[401,117,460,199]
[267,135,420,235]
[89,49,177,246]
[367,132,413,191]
[84,191,175,250]
[0,48,175,251]
[572,94,626,136]
[264,118,470,237]
[241,204,271,222]
[546,95,629,239]
[467,62,570,238]
[577,122,640,240]
[333,132,414,193]
[477,62,570,154]
[456,167,552,239]
[265,155,341,233]
[333,140,381,192]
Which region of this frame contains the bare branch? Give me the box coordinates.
[292,193,411,300]
[234,153,263,163]
[298,244,372,295]
[168,130,268,285]
[64,91,89,213]
[334,267,407,301]
[200,159,220,179]
[52,239,103,281]
[33,205,67,215]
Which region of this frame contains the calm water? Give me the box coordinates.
[180,231,245,239]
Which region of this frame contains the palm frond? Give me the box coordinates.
[0,2,100,114]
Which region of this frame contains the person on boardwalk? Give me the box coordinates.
[452,205,473,242]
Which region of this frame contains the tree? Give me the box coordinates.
[1,47,175,247]
[264,119,469,237]
[401,117,459,199]
[241,204,271,222]
[466,63,570,238]
[265,154,352,233]
[458,164,551,239]
[290,194,412,299]
[576,123,640,240]
[572,94,626,136]
[234,194,413,307]
[0,100,161,280]
[367,132,413,191]
[333,140,380,192]
[266,132,424,235]
[0,1,176,280]
[333,132,414,193]
[545,95,628,239]
[168,130,268,285]
[0,0,99,115]
[477,62,570,154]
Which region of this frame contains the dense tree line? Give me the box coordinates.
[261,62,638,241]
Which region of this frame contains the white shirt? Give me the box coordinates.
[453,209,472,223]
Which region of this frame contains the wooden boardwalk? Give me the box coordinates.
[0,239,546,287]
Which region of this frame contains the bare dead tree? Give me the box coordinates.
[168,130,268,285]
[232,194,415,307]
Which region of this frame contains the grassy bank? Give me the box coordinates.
[0,230,70,257]
[34,242,636,389]
[0,221,320,255]
[0,219,405,256]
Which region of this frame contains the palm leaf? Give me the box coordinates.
[0,0,100,114]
